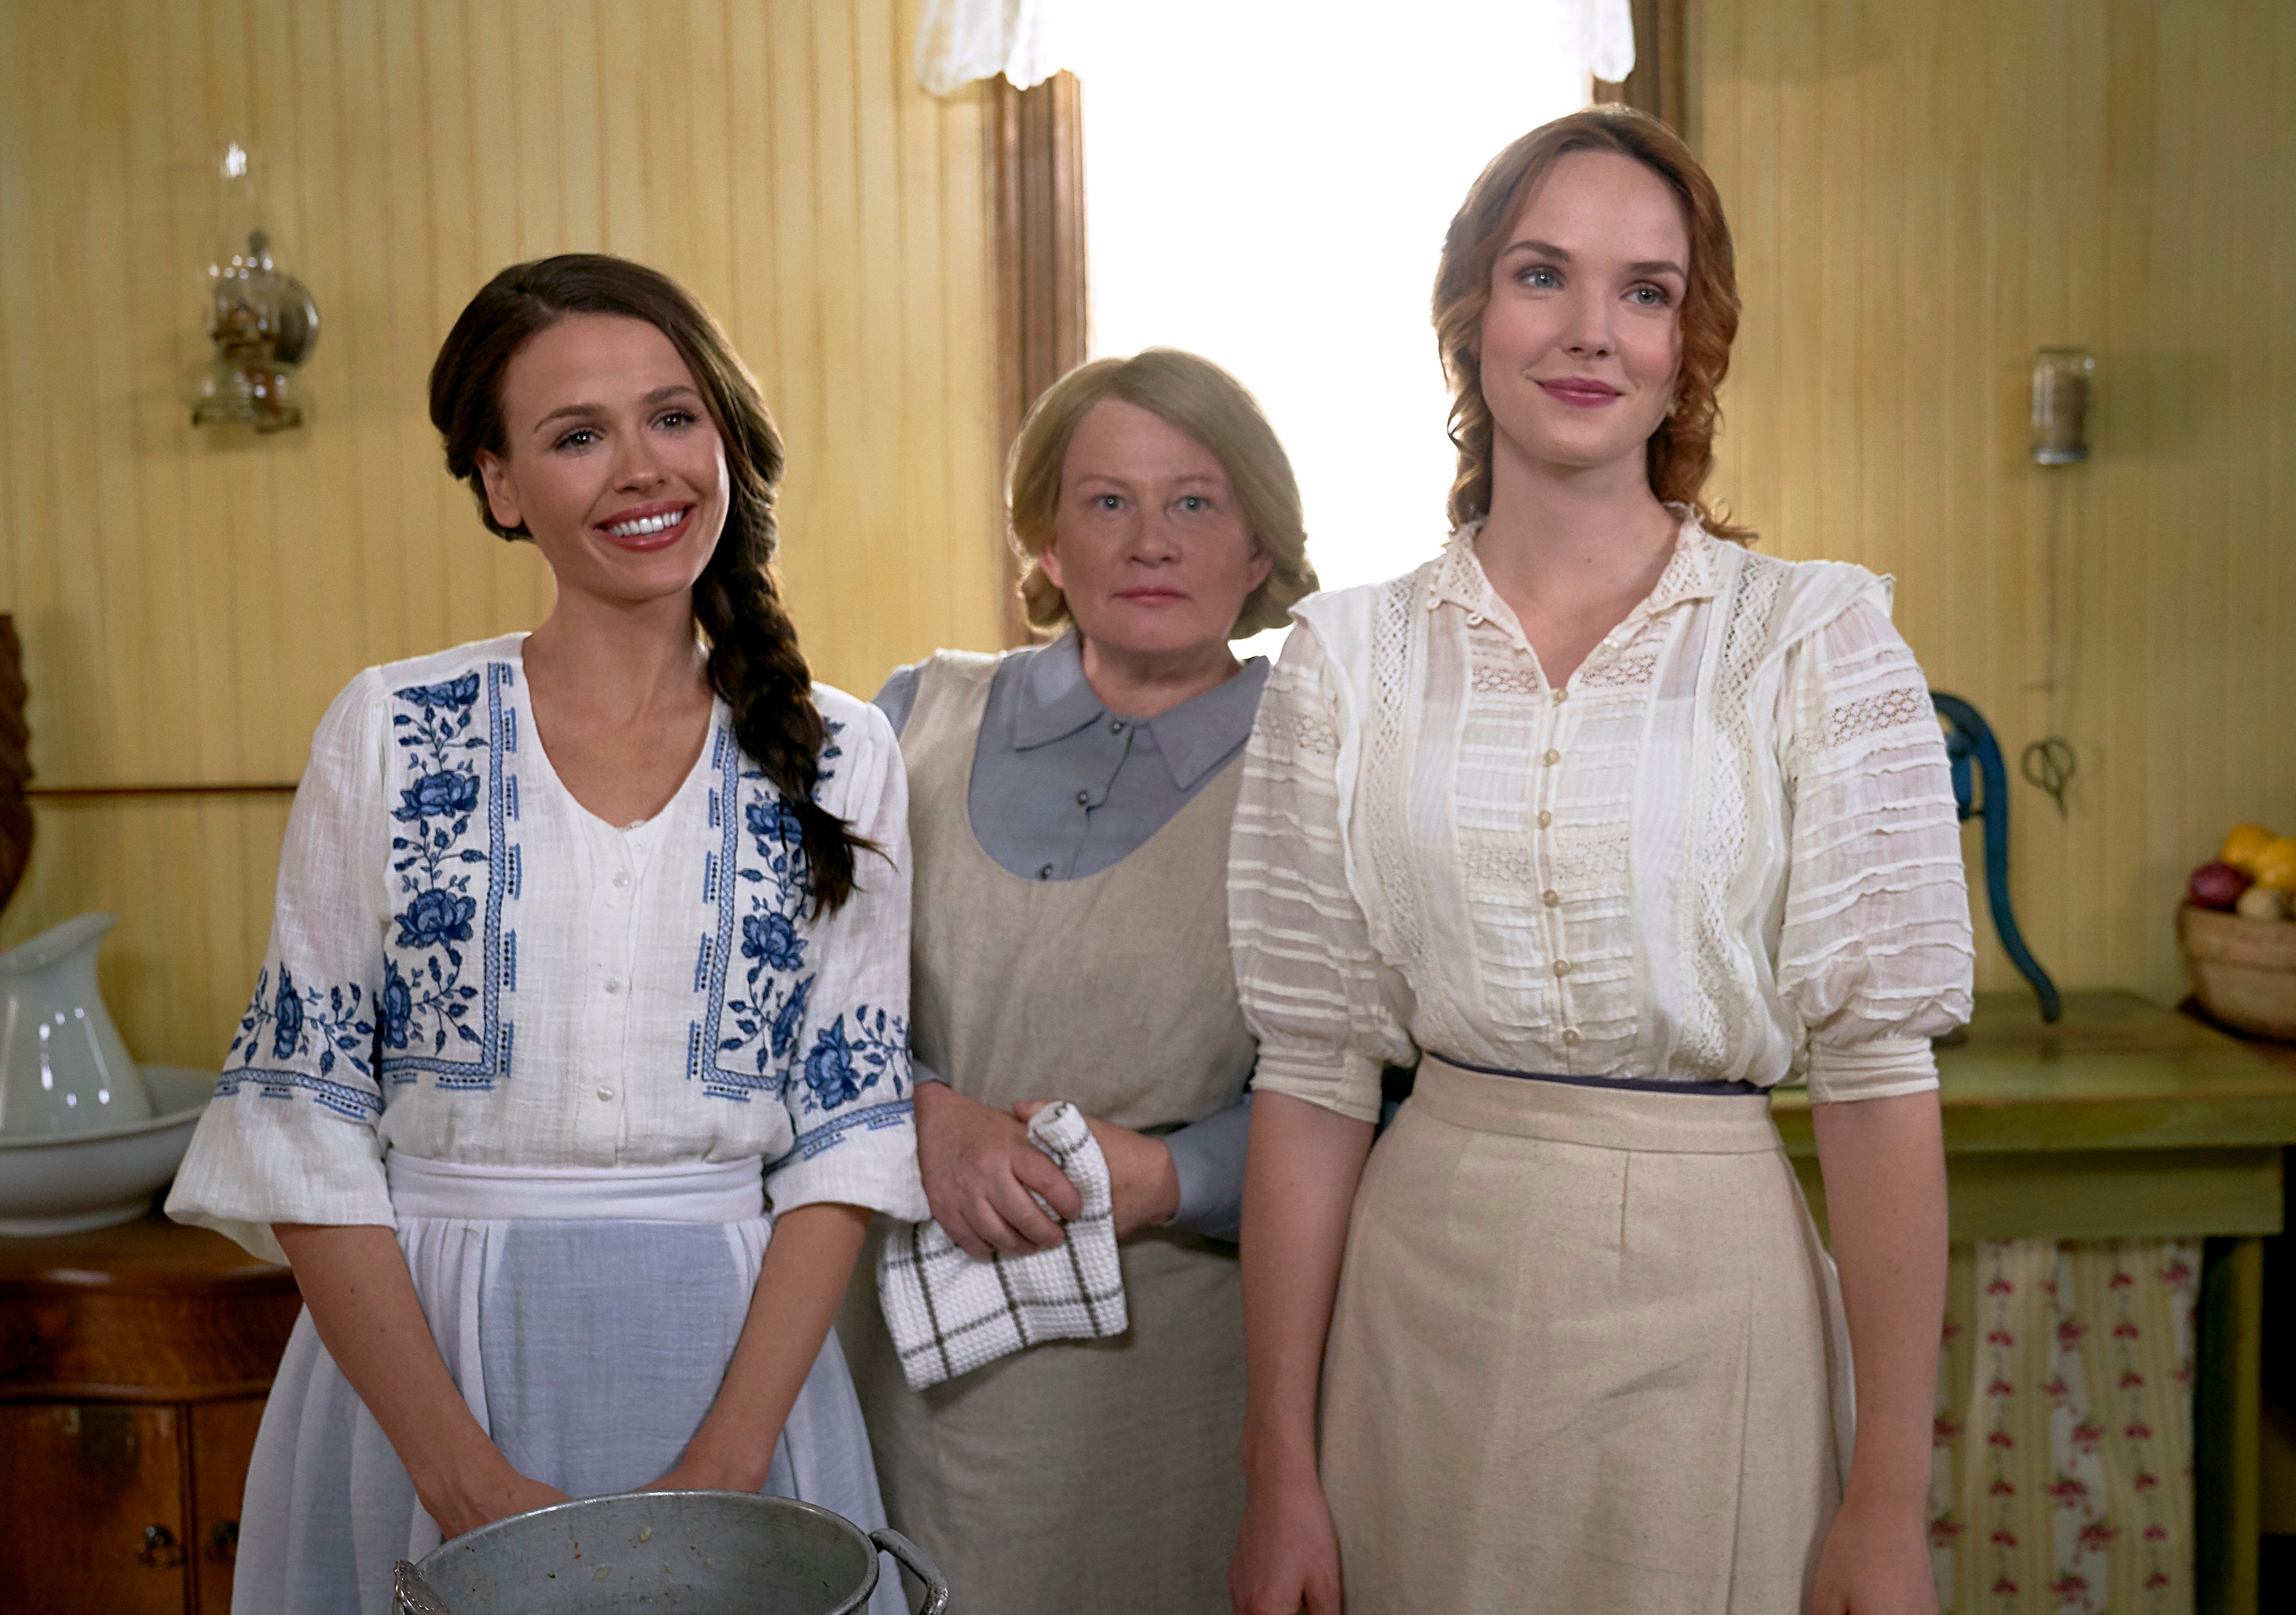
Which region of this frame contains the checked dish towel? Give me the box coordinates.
[875,1100,1128,1391]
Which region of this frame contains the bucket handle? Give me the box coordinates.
[870,1528,950,1615]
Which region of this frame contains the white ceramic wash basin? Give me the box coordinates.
[0,1065,213,1236]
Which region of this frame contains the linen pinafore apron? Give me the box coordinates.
[231,1156,904,1615]
[839,652,1255,1615]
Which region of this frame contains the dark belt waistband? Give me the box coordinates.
[1425,1053,1765,1097]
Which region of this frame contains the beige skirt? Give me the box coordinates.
[1321,1058,1851,1614]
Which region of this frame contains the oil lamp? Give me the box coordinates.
[187,143,318,433]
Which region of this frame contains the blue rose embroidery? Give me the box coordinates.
[379,958,413,1050]
[400,673,481,711]
[803,1019,862,1109]
[394,769,481,823]
[769,975,813,1062]
[746,797,804,849]
[396,888,477,950]
[742,911,805,973]
[271,967,305,1059]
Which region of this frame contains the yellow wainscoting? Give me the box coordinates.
[1692,0,2296,1004]
[0,0,1004,1067]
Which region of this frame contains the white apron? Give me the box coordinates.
[230,1155,903,1615]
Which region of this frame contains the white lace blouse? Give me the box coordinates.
[1229,518,1974,1123]
[169,634,929,1263]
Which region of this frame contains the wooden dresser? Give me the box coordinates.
[0,1215,300,1614]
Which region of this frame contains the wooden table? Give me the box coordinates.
[1772,990,2296,1615]
[0,1214,300,1614]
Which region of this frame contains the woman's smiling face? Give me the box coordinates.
[476,312,731,608]
[1477,148,1691,484]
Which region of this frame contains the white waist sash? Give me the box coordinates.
[385,1153,766,1223]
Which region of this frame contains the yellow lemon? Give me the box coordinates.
[2222,823,2278,873]
[2253,836,2296,895]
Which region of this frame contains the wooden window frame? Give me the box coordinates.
[1594,0,1687,132]
[989,71,1087,647]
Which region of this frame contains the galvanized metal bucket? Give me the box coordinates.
[394,1490,948,1614]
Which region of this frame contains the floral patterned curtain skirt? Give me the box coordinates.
[1929,1238,2201,1613]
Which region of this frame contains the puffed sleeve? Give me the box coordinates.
[166,671,397,1262]
[1775,597,1976,1104]
[1229,626,1416,1123]
[764,699,930,1221]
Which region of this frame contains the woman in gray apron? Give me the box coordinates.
[839,348,1316,1614]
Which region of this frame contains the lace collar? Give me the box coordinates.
[1427,508,1721,625]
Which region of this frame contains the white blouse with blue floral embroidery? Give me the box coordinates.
[169,633,928,1263]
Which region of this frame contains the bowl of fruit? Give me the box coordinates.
[2180,823,2296,1041]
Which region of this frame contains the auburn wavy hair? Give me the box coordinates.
[429,254,872,915]
[1433,105,1750,542]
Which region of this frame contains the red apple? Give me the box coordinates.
[2188,861,2252,911]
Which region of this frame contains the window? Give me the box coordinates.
[1074,1,1590,647]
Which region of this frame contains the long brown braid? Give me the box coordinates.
[429,253,869,913]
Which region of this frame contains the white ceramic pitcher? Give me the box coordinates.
[0,912,150,1137]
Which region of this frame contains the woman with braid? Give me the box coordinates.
[168,254,921,1615]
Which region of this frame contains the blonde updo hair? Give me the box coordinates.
[1433,106,1751,542]
[1008,348,1318,638]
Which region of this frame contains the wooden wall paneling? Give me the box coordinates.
[0,0,1003,1067]
[931,15,999,662]
[1692,0,2296,1006]
[853,0,914,678]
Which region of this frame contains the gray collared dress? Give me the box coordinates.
[840,633,1265,1614]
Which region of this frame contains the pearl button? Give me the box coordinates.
[1542,749,1560,766]
[596,1085,614,1101]
[1553,959,1572,977]
[1110,720,1126,734]
[1563,1029,1582,1046]
[1552,689,1568,704]
[1038,864,1056,880]
[1542,889,1560,907]
[604,977,623,995]
[1466,611,1485,626]
[1537,810,1553,828]
[1076,789,1091,805]
[612,870,630,888]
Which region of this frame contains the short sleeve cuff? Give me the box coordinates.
[164,1097,395,1265]
[766,1106,931,1223]
[1805,1036,1940,1105]
[1252,1048,1384,1125]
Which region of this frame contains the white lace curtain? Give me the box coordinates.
[915,0,1636,97]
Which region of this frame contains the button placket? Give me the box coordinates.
[1529,694,1574,1038]
[583,832,647,1143]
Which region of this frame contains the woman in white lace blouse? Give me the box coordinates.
[1226,111,1972,1614]
[168,255,921,1615]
